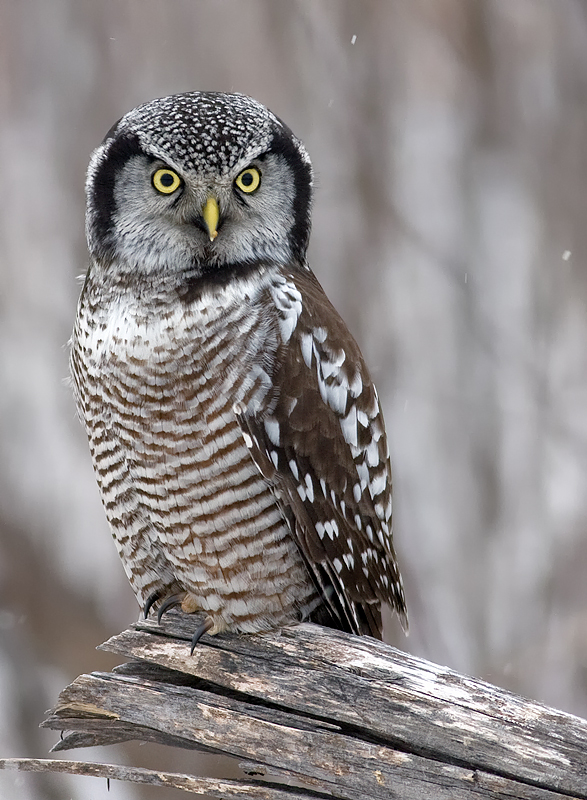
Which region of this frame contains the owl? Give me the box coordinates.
[70,92,408,650]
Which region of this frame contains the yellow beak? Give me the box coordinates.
[202,196,220,241]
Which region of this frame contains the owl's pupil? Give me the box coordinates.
[241,172,253,186]
[160,172,174,186]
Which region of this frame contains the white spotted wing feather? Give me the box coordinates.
[237,268,408,637]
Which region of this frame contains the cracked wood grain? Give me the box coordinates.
[4,614,587,799]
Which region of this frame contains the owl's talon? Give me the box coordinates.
[157,592,186,624]
[190,617,214,654]
[143,589,163,619]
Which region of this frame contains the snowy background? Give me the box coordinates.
[2,1,587,797]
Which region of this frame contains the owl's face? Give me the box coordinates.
[86,92,313,278]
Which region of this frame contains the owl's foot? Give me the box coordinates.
[143,584,186,619]
[143,588,212,650]
[143,588,164,619]
[155,592,186,624]
[190,617,214,655]
[143,588,203,623]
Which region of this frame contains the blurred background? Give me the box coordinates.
[2,0,587,797]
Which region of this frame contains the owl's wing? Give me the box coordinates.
[234,268,408,639]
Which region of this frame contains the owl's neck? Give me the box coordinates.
[82,255,306,318]
[84,255,309,307]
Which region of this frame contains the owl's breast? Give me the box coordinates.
[74,275,285,538]
[74,277,278,468]
[71,276,316,627]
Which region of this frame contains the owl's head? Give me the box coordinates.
[86,92,313,278]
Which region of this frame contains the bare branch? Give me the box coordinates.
[0,757,322,799]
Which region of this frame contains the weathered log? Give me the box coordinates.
[0,757,318,798]
[2,611,586,798]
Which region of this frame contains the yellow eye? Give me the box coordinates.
[235,167,261,194]
[152,168,182,195]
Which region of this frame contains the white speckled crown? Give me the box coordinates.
[116,92,289,176]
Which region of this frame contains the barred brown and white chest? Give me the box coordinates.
[71,267,321,633]
[71,91,408,642]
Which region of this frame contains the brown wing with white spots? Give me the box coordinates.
[236,267,408,639]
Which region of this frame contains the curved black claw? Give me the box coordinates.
[157,592,186,624]
[143,589,163,619]
[190,618,214,655]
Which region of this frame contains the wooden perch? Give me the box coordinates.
[2,611,587,798]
